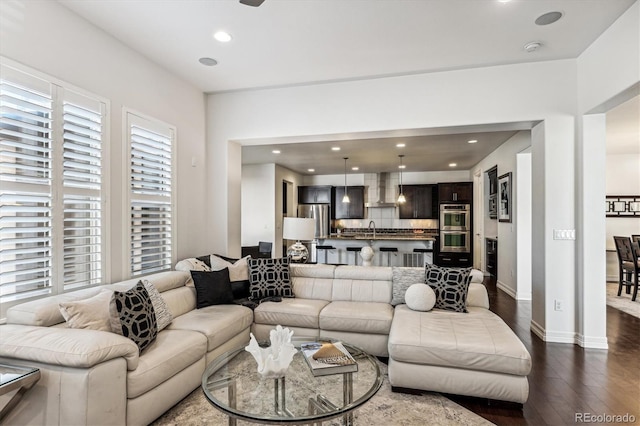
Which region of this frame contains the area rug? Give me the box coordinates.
[152,360,493,426]
[607,283,640,318]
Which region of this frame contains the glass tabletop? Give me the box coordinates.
[202,337,383,425]
[0,364,39,389]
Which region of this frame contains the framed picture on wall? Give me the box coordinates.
[498,172,512,223]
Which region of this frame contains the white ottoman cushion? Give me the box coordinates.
[405,284,436,311]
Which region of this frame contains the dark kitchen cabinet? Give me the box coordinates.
[435,252,473,268]
[334,186,365,219]
[438,182,473,204]
[398,184,437,219]
[486,238,498,279]
[298,185,333,204]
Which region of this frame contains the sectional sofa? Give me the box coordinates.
[0,261,531,426]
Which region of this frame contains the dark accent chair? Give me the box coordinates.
[613,236,639,301]
[241,242,272,259]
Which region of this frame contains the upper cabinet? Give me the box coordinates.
[438,182,473,204]
[298,185,333,204]
[486,166,498,219]
[398,184,438,219]
[334,186,365,219]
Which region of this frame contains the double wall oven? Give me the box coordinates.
[439,204,470,253]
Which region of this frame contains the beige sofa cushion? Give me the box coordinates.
[168,304,253,352]
[127,329,206,398]
[389,305,531,376]
[59,289,113,331]
[320,301,394,334]
[254,298,330,329]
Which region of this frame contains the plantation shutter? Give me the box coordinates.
[0,68,53,302]
[61,91,104,290]
[128,113,174,276]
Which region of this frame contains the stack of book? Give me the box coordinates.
[301,341,358,376]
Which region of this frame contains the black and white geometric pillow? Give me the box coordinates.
[424,264,472,313]
[248,257,294,301]
[110,281,158,351]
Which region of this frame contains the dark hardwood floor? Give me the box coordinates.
[447,277,640,426]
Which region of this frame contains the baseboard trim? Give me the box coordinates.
[516,292,531,301]
[530,319,545,341]
[496,281,516,299]
[576,333,608,350]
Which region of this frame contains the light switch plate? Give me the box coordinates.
[553,229,576,240]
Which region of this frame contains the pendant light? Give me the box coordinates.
[397,155,406,204]
[342,157,350,203]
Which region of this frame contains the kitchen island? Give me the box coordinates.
[314,230,437,267]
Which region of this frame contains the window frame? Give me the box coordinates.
[0,58,110,318]
[123,108,177,278]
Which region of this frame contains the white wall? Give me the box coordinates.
[574,0,639,349]
[516,150,532,300]
[471,131,531,299]
[241,164,304,258]
[241,164,276,247]
[1,0,207,282]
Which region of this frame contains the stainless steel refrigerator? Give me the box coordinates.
[297,204,330,262]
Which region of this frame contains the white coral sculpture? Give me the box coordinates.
[245,325,297,379]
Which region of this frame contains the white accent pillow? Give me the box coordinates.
[59,289,113,331]
[210,254,250,282]
[175,258,210,272]
[405,283,436,312]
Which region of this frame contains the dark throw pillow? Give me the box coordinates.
[424,264,472,313]
[110,281,158,351]
[248,257,293,301]
[190,269,235,309]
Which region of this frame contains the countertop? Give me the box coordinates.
[327,232,437,241]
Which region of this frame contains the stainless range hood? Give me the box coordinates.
[365,172,398,208]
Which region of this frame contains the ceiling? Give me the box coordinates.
[59,0,635,94]
[242,125,529,175]
[58,0,637,173]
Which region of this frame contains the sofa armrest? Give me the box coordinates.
[0,325,139,370]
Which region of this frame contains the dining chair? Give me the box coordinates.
[632,234,640,245]
[613,236,639,301]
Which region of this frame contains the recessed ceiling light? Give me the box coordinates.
[396,143,406,148]
[398,165,406,169]
[535,11,563,26]
[331,147,341,151]
[307,168,315,172]
[468,139,478,144]
[272,150,281,154]
[213,31,232,42]
[351,166,359,171]
[449,163,457,167]
[198,57,218,66]
[497,0,512,3]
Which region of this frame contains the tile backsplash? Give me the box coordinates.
[335,208,438,230]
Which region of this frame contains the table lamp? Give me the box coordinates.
[283,217,316,263]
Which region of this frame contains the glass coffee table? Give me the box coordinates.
[202,337,383,425]
[0,364,40,422]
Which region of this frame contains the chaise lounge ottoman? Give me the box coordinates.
[387,283,532,404]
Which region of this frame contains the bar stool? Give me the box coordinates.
[413,248,433,266]
[346,246,363,265]
[316,245,335,264]
[379,247,398,266]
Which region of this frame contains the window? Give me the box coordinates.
[126,112,175,276]
[0,63,107,308]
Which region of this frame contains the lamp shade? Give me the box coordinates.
[283,217,315,241]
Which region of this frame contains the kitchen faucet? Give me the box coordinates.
[368,220,376,239]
